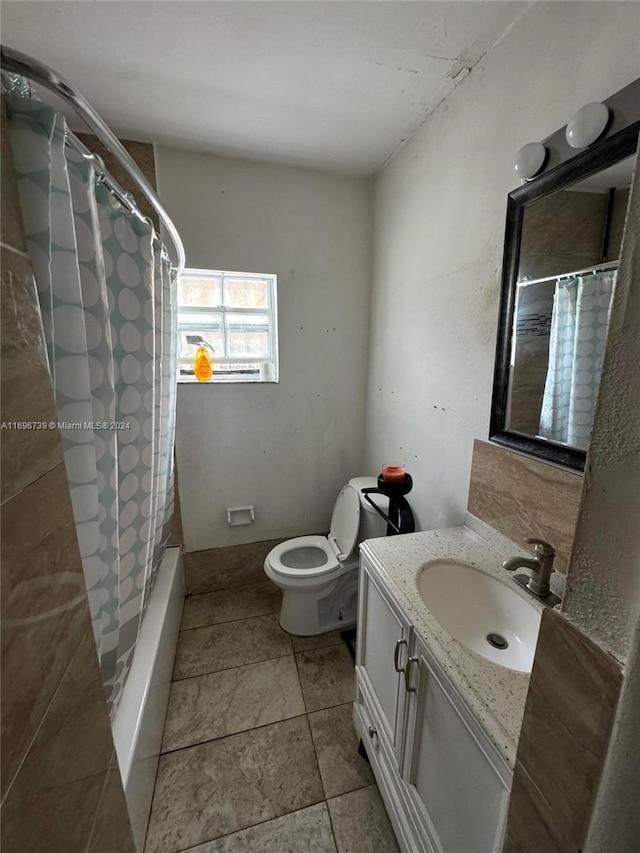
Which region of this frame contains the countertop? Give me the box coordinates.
[359,514,557,769]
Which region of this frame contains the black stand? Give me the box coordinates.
[361,474,415,535]
[358,739,371,763]
[342,475,415,682]
[340,628,357,663]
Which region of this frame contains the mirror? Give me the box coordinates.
[490,122,639,471]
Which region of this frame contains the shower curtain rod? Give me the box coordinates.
[517,260,618,288]
[0,44,186,276]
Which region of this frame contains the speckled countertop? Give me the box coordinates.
[359,514,557,769]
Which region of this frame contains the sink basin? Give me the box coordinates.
[417,561,541,672]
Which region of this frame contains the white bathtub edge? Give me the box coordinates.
[111,546,184,851]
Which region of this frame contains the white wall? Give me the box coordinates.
[562,146,639,663]
[155,148,372,550]
[366,1,640,532]
[580,140,640,851]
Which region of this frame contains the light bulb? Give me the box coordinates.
[566,103,610,149]
[513,142,547,180]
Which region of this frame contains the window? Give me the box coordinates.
[177,269,278,383]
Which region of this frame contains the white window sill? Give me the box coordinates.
[178,378,279,385]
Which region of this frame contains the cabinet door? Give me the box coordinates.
[356,563,410,761]
[402,639,510,853]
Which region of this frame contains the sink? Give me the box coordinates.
[417,561,541,673]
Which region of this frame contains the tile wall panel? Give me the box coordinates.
[1,463,89,792]
[504,607,622,851]
[1,105,27,254]
[0,247,64,502]
[467,439,582,571]
[2,628,115,852]
[184,538,286,595]
[0,112,135,851]
[76,133,160,229]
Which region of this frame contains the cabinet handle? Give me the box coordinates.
[368,726,377,739]
[393,639,407,672]
[404,656,418,693]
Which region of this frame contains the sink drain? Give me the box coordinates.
[487,633,509,650]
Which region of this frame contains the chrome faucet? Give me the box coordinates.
[503,538,559,604]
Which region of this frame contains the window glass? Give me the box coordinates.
[177,270,277,383]
[177,275,221,307]
[224,277,269,309]
[179,326,224,359]
[226,313,270,357]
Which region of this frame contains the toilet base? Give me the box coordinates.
[279,568,358,636]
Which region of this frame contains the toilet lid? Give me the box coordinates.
[329,485,360,560]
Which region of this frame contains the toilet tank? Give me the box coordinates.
[348,477,389,543]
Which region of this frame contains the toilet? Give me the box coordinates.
[264,477,388,635]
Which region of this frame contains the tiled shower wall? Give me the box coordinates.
[0,105,135,852]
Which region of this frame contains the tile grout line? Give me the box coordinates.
[158,710,328,851]
[325,794,340,853]
[171,782,382,853]
[0,639,77,808]
[145,648,184,849]
[184,578,280,599]
[151,578,281,849]
[181,585,282,627]
[177,610,283,636]
[0,240,30,259]
[180,606,280,631]
[149,577,357,851]
[293,638,340,850]
[160,710,312,758]
[172,649,293,683]
[171,609,291,681]
[293,640,311,715]
[170,650,299,685]
[160,693,359,757]
[164,645,357,754]
[302,713,341,852]
[0,457,66,508]
[174,803,331,853]
[83,754,113,853]
[183,573,280,598]
[171,640,344,684]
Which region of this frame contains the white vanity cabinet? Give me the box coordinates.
[354,553,512,853]
[355,564,411,764]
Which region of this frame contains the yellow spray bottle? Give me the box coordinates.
[194,345,213,382]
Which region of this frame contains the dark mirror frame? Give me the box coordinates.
[490,120,640,472]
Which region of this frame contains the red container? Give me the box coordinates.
[382,464,406,483]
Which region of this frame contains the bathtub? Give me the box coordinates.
[111,546,184,852]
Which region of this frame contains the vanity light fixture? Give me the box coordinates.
[565,102,610,148]
[513,141,547,181]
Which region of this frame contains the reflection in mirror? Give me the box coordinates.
[506,155,634,452]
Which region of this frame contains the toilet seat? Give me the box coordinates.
[266,535,340,579]
[264,476,385,636]
[265,484,361,582]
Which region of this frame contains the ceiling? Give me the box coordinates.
[1,1,527,175]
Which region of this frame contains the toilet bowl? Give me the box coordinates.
[264,477,388,635]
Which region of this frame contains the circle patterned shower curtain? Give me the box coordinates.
[6,95,178,715]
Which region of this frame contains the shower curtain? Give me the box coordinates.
[6,95,178,715]
[539,271,615,450]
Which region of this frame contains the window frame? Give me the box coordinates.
[177,267,279,384]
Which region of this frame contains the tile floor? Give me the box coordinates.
[145,554,400,853]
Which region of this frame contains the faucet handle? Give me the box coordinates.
[525,537,555,558]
